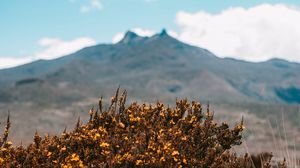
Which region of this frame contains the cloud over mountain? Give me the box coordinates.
[112,28,178,43]
[37,37,96,59]
[0,37,96,69]
[112,28,156,43]
[175,4,300,62]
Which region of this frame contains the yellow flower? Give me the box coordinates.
[79,161,84,168]
[171,150,179,156]
[135,159,143,165]
[71,153,80,161]
[123,152,132,159]
[1,148,7,152]
[6,141,13,146]
[118,122,125,128]
[98,126,107,133]
[0,157,4,164]
[101,150,111,155]
[237,123,245,130]
[93,133,101,140]
[183,158,187,164]
[189,116,197,123]
[159,157,165,162]
[163,142,171,150]
[100,142,110,148]
[47,152,52,157]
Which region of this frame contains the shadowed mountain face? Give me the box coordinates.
[1,30,300,106]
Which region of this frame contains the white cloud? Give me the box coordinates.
[80,0,102,13]
[167,30,179,39]
[132,28,156,37]
[0,57,34,69]
[112,33,125,44]
[111,28,179,43]
[0,37,96,69]
[112,28,156,43]
[36,37,96,60]
[175,4,300,62]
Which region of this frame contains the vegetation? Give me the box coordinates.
[0,89,287,167]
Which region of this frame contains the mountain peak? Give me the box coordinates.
[120,31,141,44]
[124,31,138,38]
[149,29,174,41]
[159,28,168,37]
[120,29,173,44]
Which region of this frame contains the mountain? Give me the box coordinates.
[1,29,300,105]
[0,30,300,153]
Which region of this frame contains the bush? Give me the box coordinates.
[0,89,285,167]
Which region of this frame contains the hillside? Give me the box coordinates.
[1,30,300,105]
[0,30,300,157]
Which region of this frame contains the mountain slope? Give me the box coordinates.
[1,30,300,106]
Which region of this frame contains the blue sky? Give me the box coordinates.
[1,0,300,68]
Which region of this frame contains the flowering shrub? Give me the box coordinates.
[0,89,286,167]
